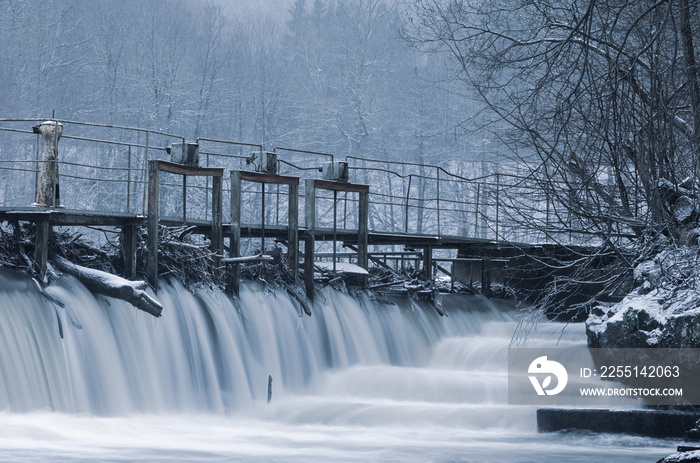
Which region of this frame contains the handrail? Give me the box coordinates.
[0,117,610,246]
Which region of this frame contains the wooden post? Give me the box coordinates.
[358,190,369,286]
[305,179,316,300]
[423,245,433,280]
[147,160,159,288]
[436,167,441,237]
[122,224,138,279]
[229,171,242,296]
[182,175,187,223]
[34,121,62,207]
[267,375,273,404]
[288,182,299,277]
[211,175,223,257]
[35,220,49,275]
[474,183,480,238]
[495,173,500,243]
[405,175,412,233]
[481,257,492,297]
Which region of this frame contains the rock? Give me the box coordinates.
[673,195,697,224]
[587,305,665,348]
[687,428,700,441]
[590,305,606,317]
[659,311,700,347]
[538,408,700,438]
[657,450,700,463]
[588,305,700,348]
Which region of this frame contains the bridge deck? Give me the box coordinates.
[0,207,501,249]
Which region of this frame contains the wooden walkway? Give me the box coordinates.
[0,118,597,300]
[0,203,506,298]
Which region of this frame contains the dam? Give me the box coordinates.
[0,270,675,462]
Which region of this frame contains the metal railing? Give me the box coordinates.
[0,118,613,247]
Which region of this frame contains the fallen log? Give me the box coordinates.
[221,253,273,265]
[53,256,163,317]
[369,280,406,290]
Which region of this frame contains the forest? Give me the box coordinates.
[0,0,490,167]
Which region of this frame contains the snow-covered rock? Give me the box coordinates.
[673,195,699,224]
[657,450,700,463]
[587,287,700,348]
[588,245,700,348]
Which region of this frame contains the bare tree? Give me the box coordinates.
[405,0,700,318]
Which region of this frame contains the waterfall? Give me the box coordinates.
[0,270,511,415]
[0,270,675,462]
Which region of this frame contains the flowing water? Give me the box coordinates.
[0,271,676,462]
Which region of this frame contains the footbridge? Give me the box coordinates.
[0,119,598,298]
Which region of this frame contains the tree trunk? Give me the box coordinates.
[54,256,163,317]
[679,0,700,178]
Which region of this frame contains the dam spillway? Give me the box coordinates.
[0,271,674,461]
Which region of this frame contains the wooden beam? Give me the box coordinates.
[0,210,144,227]
[211,175,223,258]
[238,170,299,185]
[423,245,433,280]
[228,171,241,296]
[288,182,299,277]
[35,219,50,275]
[304,179,316,300]
[122,224,138,279]
[154,160,223,177]
[357,190,369,286]
[434,262,453,278]
[312,179,369,193]
[147,160,159,288]
[481,257,492,297]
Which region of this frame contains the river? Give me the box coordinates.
[0,271,676,461]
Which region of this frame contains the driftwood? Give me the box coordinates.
[267,375,273,404]
[221,253,274,265]
[53,256,163,317]
[369,280,405,290]
[162,240,209,252]
[282,281,312,316]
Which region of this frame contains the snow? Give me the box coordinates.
[658,450,700,463]
[592,246,700,333]
[587,251,700,347]
[314,262,369,275]
[633,259,660,282]
[610,291,668,324]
